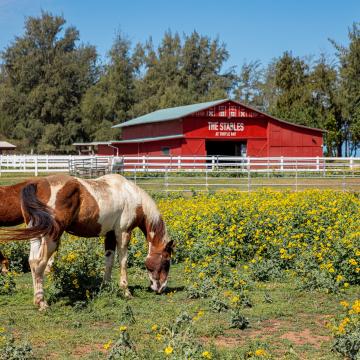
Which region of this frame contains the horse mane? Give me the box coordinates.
[135,186,169,245]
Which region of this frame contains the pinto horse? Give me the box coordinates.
[2,174,173,310]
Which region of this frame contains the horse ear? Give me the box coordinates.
[164,240,175,255]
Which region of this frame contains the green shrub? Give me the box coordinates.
[0,242,30,273]
[47,236,103,304]
[0,335,35,360]
[0,272,16,295]
[331,299,360,359]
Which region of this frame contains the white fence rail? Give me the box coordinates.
[1,155,359,192]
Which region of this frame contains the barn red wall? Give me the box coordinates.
[268,121,323,157]
[98,145,115,155]
[181,139,206,156]
[247,139,268,157]
[122,120,182,140]
[108,139,183,156]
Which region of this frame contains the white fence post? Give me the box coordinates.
[247,157,251,192]
[295,159,298,192]
[142,156,146,171]
[34,157,38,176]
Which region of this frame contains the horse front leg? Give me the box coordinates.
[29,237,57,311]
[116,231,131,298]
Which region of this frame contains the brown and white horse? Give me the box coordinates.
[0,179,43,273]
[2,174,173,309]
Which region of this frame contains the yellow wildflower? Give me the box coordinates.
[351,299,360,314]
[202,350,212,359]
[349,258,358,266]
[164,346,174,355]
[254,348,267,357]
[103,340,112,350]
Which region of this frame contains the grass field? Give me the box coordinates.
[1,265,359,359]
[0,171,359,192]
[0,174,359,359]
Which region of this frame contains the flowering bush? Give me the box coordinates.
[0,327,34,360]
[47,235,103,303]
[0,241,29,273]
[154,190,360,292]
[149,311,213,359]
[331,299,360,359]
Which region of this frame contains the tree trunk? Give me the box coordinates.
[336,142,343,157]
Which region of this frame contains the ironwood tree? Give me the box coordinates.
[131,30,237,117]
[0,12,98,153]
[332,22,360,156]
[81,32,134,141]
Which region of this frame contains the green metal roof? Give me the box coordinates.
[112,134,184,143]
[112,99,228,128]
[112,98,325,133]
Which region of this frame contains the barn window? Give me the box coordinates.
[161,147,170,155]
[229,105,237,117]
[219,106,226,117]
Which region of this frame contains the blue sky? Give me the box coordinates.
[0,0,359,70]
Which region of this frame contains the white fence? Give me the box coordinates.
[1,154,359,192]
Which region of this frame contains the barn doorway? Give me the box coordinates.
[205,140,247,157]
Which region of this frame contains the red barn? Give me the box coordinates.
[95,99,324,157]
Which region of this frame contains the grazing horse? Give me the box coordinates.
[0,179,43,273]
[2,174,173,310]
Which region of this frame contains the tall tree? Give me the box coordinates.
[132,30,236,116]
[269,52,316,126]
[331,22,360,156]
[0,12,97,153]
[309,55,342,156]
[233,60,264,109]
[81,32,135,140]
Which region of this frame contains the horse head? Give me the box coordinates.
[145,239,174,294]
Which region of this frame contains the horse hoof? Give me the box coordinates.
[38,301,49,311]
[124,290,133,299]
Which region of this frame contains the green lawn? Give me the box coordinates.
[1,264,358,359]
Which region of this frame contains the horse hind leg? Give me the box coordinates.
[116,230,131,298]
[29,236,58,311]
[44,253,55,274]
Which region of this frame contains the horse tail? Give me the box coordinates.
[0,183,60,241]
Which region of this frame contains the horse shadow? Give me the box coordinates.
[128,284,185,295]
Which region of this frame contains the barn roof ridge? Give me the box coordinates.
[113,98,324,133]
[112,99,228,128]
